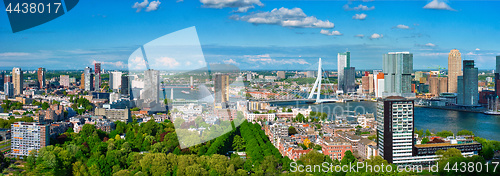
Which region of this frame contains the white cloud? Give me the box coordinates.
[244,54,270,58]
[92,60,126,68]
[235,6,254,13]
[200,0,263,13]
[344,4,375,11]
[145,1,161,12]
[198,60,206,65]
[395,24,410,29]
[133,0,149,12]
[223,59,239,65]
[475,48,480,51]
[232,7,334,28]
[62,49,98,54]
[128,56,147,70]
[352,13,367,20]
[284,59,309,65]
[157,57,180,68]
[425,43,436,47]
[462,51,496,56]
[0,52,30,57]
[467,52,476,55]
[133,0,161,12]
[244,54,310,65]
[419,53,448,56]
[320,29,343,36]
[355,34,364,38]
[369,33,383,39]
[423,0,455,11]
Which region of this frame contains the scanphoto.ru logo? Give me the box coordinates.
[3,0,79,33]
[289,162,435,173]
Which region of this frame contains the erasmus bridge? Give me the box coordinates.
[307,58,339,103]
[266,58,339,104]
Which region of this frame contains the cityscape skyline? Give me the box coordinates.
[0,0,499,70]
[1,1,500,175]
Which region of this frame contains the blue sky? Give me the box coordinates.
[0,0,499,71]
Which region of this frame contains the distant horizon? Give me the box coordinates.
[1,1,499,70]
[0,68,495,73]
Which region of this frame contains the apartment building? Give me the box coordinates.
[11,122,50,157]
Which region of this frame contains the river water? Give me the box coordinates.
[167,88,500,141]
[286,101,500,141]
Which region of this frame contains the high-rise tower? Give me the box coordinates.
[382,52,414,97]
[12,67,23,96]
[214,74,229,104]
[84,67,94,91]
[457,60,478,106]
[37,67,46,89]
[0,72,4,91]
[495,56,500,98]
[120,75,130,95]
[343,67,356,93]
[448,49,462,93]
[143,69,160,103]
[94,63,101,90]
[110,72,122,91]
[337,52,350,93]
[377,96,414,164]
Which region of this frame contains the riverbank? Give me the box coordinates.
[418,105,487,113]
[283,101,500,141]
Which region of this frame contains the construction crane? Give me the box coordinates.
[428,66,446,77]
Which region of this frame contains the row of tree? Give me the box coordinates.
[415,129,475,138]
[17,117,499,175]
[18,118,293,175]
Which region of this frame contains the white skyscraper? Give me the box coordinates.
[109,72,122,91]
[337,52,350,93]
[373,70,383,97]
[84,67,93,91]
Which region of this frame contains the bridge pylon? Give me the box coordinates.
[308,58,323,103]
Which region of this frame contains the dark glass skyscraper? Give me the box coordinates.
[94,63,101,90]
[457,60,478,106]
[0,72,4,91]
[337,52,350,93]
[121,75,129,95]
[496,56,500,98]
[496,56,500,74]
[343,67,356,93]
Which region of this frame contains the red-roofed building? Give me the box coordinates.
[320,136,352,161]
[287,148,313,161]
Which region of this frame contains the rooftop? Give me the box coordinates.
[415,141,480,148]
[383,96,406,101]
[388,52,410,54]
